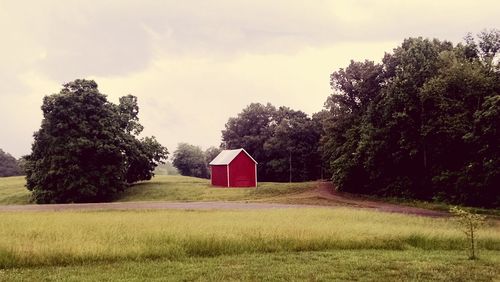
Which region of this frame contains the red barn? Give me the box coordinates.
[209,148,257,187]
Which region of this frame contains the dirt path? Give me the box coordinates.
[0,182,449,217]
[310,182,448,217]
[0,201,316,212]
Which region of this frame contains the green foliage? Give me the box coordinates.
[172,143,209,178]
[0,149,22,177]
[24,79,168,203]
[450,206,487,259]
[222,103,321,182]
[204,146,222,177]
[320,30,500,207]
[204,146,221,164]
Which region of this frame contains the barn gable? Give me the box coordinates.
[209,149,258,165]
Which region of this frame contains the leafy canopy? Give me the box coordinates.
[25,79,168,203]
[320,30,499,207]
[222,103,321,182]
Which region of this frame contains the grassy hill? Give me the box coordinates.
[117,175,315,202]
[0,176,30,205]
[0,175,315,205]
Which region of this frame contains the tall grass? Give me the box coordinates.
[0,208,498,268]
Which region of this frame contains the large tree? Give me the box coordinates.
[25,79,168,203]
[320,60,384,193]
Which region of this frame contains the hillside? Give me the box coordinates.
[0,175,316,205]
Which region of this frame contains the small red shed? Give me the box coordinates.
[209,148,257,187]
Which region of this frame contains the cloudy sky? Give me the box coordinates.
[1,0,499,158]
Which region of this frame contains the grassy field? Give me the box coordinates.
[1,178,500,280]
[0,208,499,270]
[2,172,499,280]
[0,175,316,204]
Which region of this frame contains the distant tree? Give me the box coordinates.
[204,146,222,177]
[222,103,275,180]
[264,107,321,182]
[25,79,168,203]
[0,149,23,177]
[154,162,179,175]
[466,29,500,67]
[16,156,28,175]
[205,146,222,165]
[172,143,209,178]
[312,110,332,180]
[221,103,321,182]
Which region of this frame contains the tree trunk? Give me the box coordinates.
[470,222,475,259]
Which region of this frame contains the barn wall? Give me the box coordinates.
[228,152,256,187]
[211,165,228,187]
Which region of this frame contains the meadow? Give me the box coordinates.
[1,176,499,280]
[0,208,499,280]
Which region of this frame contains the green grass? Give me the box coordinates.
[0,208,499,269]
[1,250,498,281]
[0,176,30,205]
[0,175,315,205]
[116,175,315,202]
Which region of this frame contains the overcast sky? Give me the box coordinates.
[0,0,499,158]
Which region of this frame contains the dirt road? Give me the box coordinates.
[0,182,449,217]
[0,201,314,212]
[311,182,448,217]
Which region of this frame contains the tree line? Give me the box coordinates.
[171,104,323,182]
[215,30,499,207]
[16,30,498,207]
[320,30,499,207]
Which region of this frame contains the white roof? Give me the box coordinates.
[209,148,258,165]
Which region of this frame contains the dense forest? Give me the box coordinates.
[221,30,499,207]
